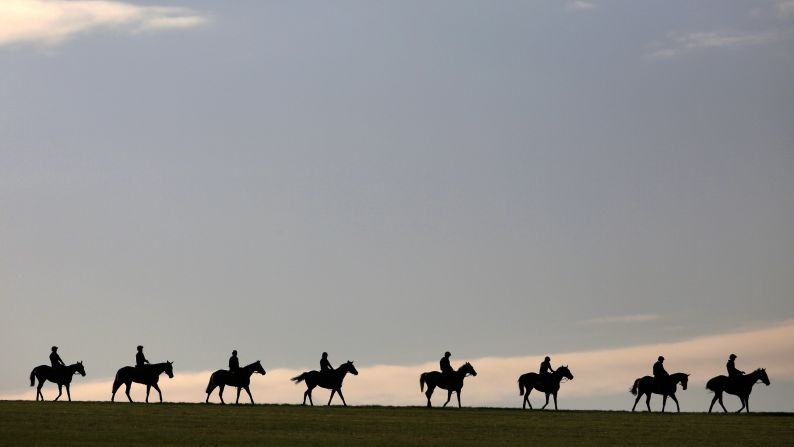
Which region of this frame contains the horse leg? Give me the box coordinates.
[328,389,336,406]
[443,389,452,408]
[456,390,461,408]
[541,393,550,410]
[55,384,62,401]
[736,395,745,413]
[709,393,719,413]
[307,385,315,406]
[236,387,241,404]
[632,392,642,412]
[219,384,225,404]
[36,380,44,401]
[66,384,72,402]
[662,394,668,413]
[245,386,254,405]
[645,393,652,412]
[745,395,750,413]
[146,385,151,403]
[525,388,533,410]
[670,393,679,413]
[152,383,163,403]
[553,392,558,410]
[718,394,727,413]
[425,384,435,408]
[125,382,133,403]
[337,389,348,407]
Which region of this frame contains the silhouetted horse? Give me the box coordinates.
[29,362,86,402]
[420,362,477,408]
[707,368,770,413]
[630,372,689,412]
[291,361,359,406]
[111,361,174,403]
[518,365,574,410]
[206,360,266,404]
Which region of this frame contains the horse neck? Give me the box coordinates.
[551,369,566,382]
[746,369,763,382]
[150,362,168,374]
[669,372,686,383]
[65,363,79,374]
[241,362,259,376]
[336,365,350,377]
[455,365,470,377]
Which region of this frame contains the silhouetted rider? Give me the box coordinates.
[440,351,453,378]
[539,356,555,382]
[727,354,744,378]
[136,345,150,369]
[320,352,334,375]
[653,356,668,389]
[229,350,240,376]
[50,346,65,370]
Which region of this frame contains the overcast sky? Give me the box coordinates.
[1,0,792,410]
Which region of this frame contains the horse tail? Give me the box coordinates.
[206,372,215,394]
[630,378,641,396]
[420,373,426,392]
[705,377,718,393]
[518,379,525,396]
[291,373,306,384]
[30,367,37,387]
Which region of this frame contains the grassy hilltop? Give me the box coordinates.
[1,401,792,446]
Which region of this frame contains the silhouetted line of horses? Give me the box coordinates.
[28,360,771,412]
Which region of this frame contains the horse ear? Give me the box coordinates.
[687,373,691,376]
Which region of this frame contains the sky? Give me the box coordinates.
[1,0,793,410]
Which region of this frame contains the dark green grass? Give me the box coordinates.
[0,401,792,446]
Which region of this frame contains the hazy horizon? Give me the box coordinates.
[1,0,792,410]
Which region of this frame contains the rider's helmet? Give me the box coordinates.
[232,350,238,356]
[658,356,665,361]
[729,353,737,360]
[322,352,328,358]
[444,351,451,357]
[545,356,551,361]
[137,345,144,351]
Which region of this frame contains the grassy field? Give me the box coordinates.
[0,401,792,446]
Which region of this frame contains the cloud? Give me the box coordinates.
[0,0,208,47]
[4,320,792,409]
[647,29,783,59]
[777,0,794,18]
[585,314,660,325]
[566,1,596,12]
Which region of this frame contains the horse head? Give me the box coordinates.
[75,361,86,377]
[679,373,690,390]
[342,360,359,376]
[459,362,477,377]
[556,365,574,381]
[165,361,174,378]
[253,360,267,375]
[756,368,770,386]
